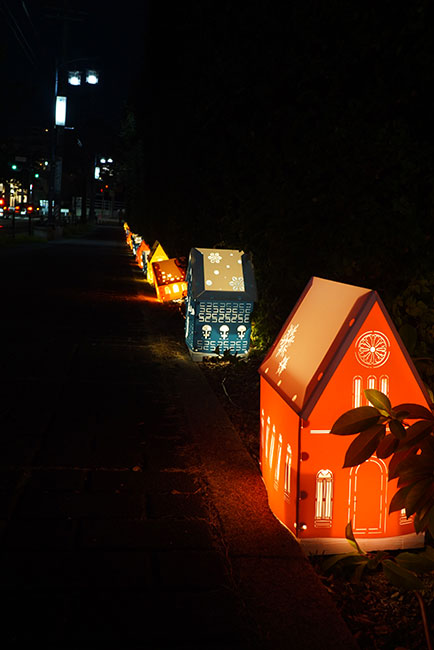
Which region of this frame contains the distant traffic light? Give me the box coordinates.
[11,163,17,170]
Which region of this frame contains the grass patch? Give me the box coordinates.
[0,233,47,247]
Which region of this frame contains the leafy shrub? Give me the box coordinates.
[331,389,434,537]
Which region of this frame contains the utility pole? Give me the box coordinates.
[46,1,86,224]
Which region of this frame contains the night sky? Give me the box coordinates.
[0,0,147,139]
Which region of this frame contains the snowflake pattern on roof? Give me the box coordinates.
[276,355,290,376]
[229,276,245,291]
[276,323,299,358]
[208,252,222,264]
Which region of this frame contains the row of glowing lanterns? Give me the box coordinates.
[123,222,432,555]
[125,225,188,303]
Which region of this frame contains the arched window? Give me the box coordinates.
[274,434,283,490]
[314,469,333,528]
[284,444,292,501]
[380,375,390,397]
[264,416,270,460]
[269,425,276,470]
[352,376,362,408]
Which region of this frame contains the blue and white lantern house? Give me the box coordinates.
[131,234,142,257]
[184,248,257,361]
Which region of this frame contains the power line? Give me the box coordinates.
[0,0,37,67]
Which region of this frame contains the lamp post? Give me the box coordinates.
[48,60,99,225]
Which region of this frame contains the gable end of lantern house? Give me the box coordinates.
[259,276,431,554]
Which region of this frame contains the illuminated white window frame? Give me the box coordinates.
[274,434,283,490]
[367,375,376,390]
[284,444,292,501]
[264,416,270,460]
[314,469,333,528]
[269,426,276,469]
[380,375,390,396]
[353,376,362,408]
[348,458,387,534]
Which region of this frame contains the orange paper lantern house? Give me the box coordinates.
[152,257,188,302]
[259,276,432,554]
[146,241,169,284]
[136,239,151,276]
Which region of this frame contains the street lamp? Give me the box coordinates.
[48,59,100,225]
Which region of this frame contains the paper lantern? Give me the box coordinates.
[258,276,432,554]
[147,241,169,284]
[136,240,151,276]
[152,257,187,302]
[184,247,257,361]
[131,234,142,256]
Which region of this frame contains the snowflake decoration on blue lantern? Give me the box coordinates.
[208,252,222,264]
[229,276,245,291]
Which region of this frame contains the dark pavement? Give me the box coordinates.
[0,226,358,649]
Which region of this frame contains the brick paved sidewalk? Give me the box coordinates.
[0,227,357,649]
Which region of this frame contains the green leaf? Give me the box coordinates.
[322,553,366,573]
[395,551,434,573]
[343,425,385,468]
[382,559,425,590]
[331,406,380,436]
[405,479,434,518]
[392,409,410,420]
[389,485,413,514]
[345,520,366,555]
[398,420,434,451]
[389,419,407,439]
[376,434,399,459]
[351,562,367,584]
[394,403,434,421]
[388,448,418,481]
[367,551,388,570]
[364,389,392,413]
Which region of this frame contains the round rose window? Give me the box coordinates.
[355,330,390,367]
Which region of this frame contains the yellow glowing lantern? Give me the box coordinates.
[258,276,432,554]
[147,241,169,284]
[152,257,188,302]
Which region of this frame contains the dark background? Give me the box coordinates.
[2,0,434,367]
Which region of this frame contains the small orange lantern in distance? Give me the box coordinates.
[258,276,432,555]
[147,241,169,284]
[136,239,151,276]
[152,257,187,302]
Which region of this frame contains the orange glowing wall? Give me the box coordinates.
[260,299,430,553]
[136,240,150,270]
[152,258,187,302]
